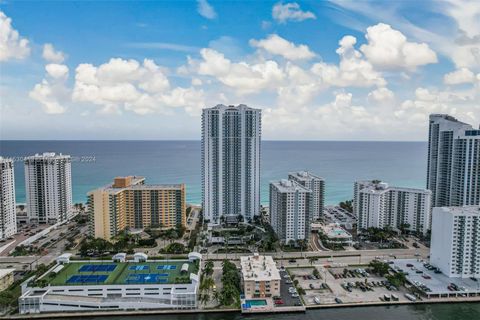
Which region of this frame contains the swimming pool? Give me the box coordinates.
[243,299,268,308]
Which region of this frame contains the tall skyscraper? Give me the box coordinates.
[202,104,261,225]
[288,171,325,220]
[430,206,480,278]
[0,157,17,239]
[354,180,432,235]
[24,152,73,224]
[427,114,480,207]
[270,179,312,244]
[88,176,186,240]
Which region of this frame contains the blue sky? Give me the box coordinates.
[0,0,479,140]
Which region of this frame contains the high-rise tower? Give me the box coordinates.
[427,114,480,207]
[25,152,73,224]
[202,104,261,225]
[0,157,17,239]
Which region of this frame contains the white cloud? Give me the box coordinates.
[360,23,437,70]
[250,34,315,60]
[42,43,65,63]
[0,11,30,61]
[272,2,316,23]
[444,67,476,85]
[189,48,285,94]
[72,57,204,115]
[45,64,69,79]
[311,35,386,87]
[197,0,217,19]
[368,87,395,103]
[444,0,480,40]
[29,65,70,114]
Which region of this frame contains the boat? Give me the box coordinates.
[405,293,417,302]
[314,297,321,305]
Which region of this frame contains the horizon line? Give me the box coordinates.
[0,139,428,143]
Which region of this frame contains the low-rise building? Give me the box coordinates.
[0,269,15,291]
[240,254,280,299]
[19,252,201,314]
[312,223,353,246]
[430,206,480,278]
[88,176,186,240]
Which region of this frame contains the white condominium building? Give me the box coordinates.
[202,104,261,225]
[427,114,480,207]
[0,157,17,239]
[270,179,312,244]
[288,171,325,220]
[354,180,432,235]
[25,153,73,224]
[430,206,480,278]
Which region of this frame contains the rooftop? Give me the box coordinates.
[240,254,281,282]
[91,176,184,194]
[44,260,197,286]
[0,268,15,279]
[316,223,352,239]
[357,180,430,194]
[434,206,480,216]
[288,171,324,181]
[271,179,312,193]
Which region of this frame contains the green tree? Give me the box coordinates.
[369,260,390,276]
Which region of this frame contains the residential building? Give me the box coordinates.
[0,158,16,239]
[288,171,325,220]
[0,269,15,291]
[24,153,73,224]
[354,180,432,235]
[202,104,261,225]
[88,176,186,240]
[19,252,201,314]
[430,206,480,278]
[270,179,312,244]
[240,254,281,299]
[427,114,480,207]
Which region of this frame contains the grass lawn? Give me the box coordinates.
[48,261,194,286]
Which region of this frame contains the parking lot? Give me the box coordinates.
[392,259,480,298]
[287,266,333,305]
[278,270,303,307]
[297,265,411,305]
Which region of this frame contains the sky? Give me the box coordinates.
[0,0,479,141]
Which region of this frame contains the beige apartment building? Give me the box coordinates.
[0,269,15,291]
[88,176,186,240]
[240,254,281,298]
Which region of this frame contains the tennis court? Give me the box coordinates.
[67,275,108,284]
[157,265,177,270]
[79,264,117,272]
[129,265,150,271]
[125,273,169,284]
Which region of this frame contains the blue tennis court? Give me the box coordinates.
[125,273,168,283]
[129,265,150,271]
[79,264,116,272]
[67,275,108,284]
[157,265,177,270]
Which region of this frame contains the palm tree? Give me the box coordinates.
[308,257,316,265]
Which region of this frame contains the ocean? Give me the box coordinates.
[0,140,428,205]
